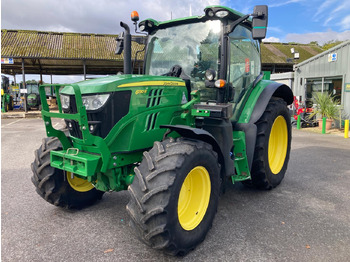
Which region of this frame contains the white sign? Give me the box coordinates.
[20,89,27,94]
[328,53,337,62]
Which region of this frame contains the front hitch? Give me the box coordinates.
[38,83,112,173]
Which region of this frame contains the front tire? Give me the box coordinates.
[249,97,291,189]
[31,136,104,209]
[127,138,221,256]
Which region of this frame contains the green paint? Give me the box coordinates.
[140,5,251,30]
[232,80,271,124]
[322,117,326,134]
[191,109,211,117]
[38,74,190,191]
[297,115,301,129]
[50,149,101,177]
[1,93,11,112]
[231,131,251,183]
[262,71,270,80]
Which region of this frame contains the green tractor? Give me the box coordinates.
[23,82,42,110]
[32,5,292,255]
[1,75,14,112]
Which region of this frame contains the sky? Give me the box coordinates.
[1,0,350,83]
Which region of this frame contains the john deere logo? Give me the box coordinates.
[163,81,180,86]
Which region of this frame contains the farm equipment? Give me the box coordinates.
[292,96,317,127]
[23,82,42,110]
[1,75,14,112]
[31,5,293,256]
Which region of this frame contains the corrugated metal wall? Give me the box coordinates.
[294,41,350,117]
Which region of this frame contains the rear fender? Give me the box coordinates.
[248,81,293,124]
[235,81,293,170]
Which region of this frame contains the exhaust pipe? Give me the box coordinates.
[120,22,132,74]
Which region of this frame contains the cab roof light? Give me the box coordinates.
[215,10,229,18]
[131,11,139,22]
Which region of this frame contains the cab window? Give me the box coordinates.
[229,25,261,103]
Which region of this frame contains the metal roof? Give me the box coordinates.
[1,29,145,75]
[1,29,146,60]
[1,29,324,76]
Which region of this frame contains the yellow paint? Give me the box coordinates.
[66,172,95,192]
[268,116,288,174]
[177,166,211,231]
[118,81,185,88]
[344,119,349,139]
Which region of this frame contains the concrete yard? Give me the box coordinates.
[1,118,350,261]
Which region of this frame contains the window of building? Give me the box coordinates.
[306,77,342,103]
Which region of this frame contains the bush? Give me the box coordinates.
[308,92,341,120]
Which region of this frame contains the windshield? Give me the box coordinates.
[27,84,39,94]
[145,20,222,82]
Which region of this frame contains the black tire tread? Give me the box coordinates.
[249,97,291,190]
[31,134,104,209]
[127,138,220,256]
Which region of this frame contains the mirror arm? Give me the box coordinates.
[224,14,250,34]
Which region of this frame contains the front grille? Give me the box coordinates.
[146,89,163,108]
[64,91,131,139]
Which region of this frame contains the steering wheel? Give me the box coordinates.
[161,65,183,77]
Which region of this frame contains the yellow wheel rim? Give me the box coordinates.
[177,166,211,231]
[66,172,94,192]
[268,115,288,174]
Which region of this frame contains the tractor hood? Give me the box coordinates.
[60,75,186,95]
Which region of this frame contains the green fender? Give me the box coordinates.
[232,80,293,176]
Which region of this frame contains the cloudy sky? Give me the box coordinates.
[2,0,350,43]
[1,0,350,82]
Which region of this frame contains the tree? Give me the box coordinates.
[308,41,319,46]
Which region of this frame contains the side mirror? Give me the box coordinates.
[252,5,268,40]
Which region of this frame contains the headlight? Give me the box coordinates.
[205,69,216,81]
[82,94,110,111]
[215,10,229,18]
[60,94,70,109]
[139,24,146,31]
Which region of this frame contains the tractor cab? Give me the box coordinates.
[118,6,268,109]
[21,82,41,110]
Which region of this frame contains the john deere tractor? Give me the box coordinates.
[32,5,293,255]
[1,75,14,112]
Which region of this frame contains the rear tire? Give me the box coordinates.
[249,97,291,189]
[127,138,221,256]
[31,136,104,209]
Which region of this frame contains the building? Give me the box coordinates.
[293,40,350,117]
[1,29,144,81]
[270,72,294,90]
[1,29,324,81]
[261,42,323,73]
